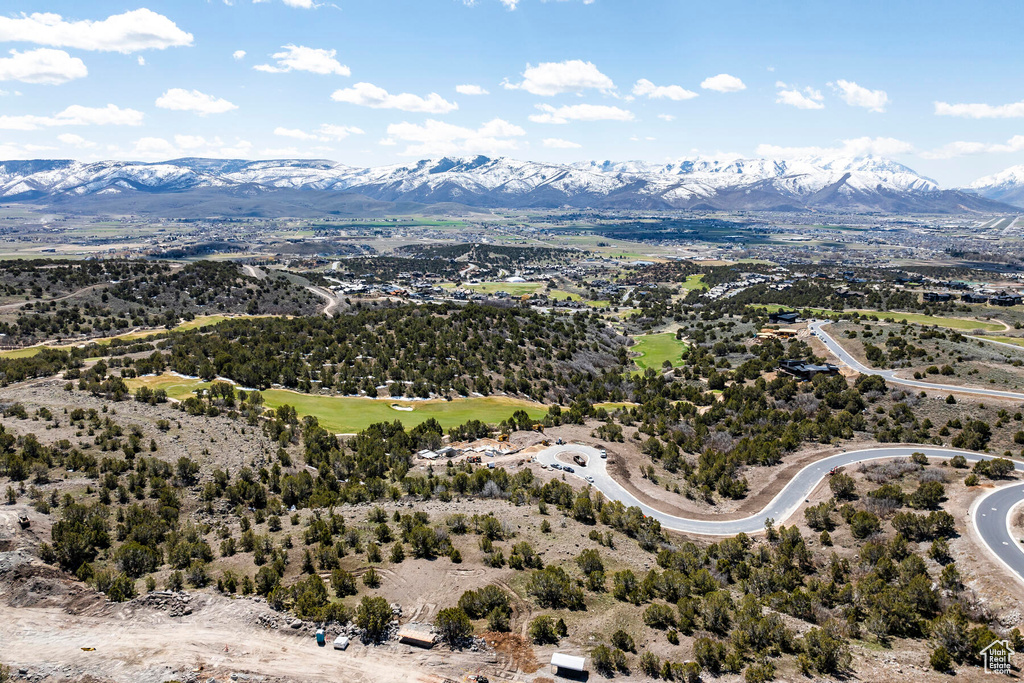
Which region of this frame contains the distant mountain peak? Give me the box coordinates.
[0,154,1010,214]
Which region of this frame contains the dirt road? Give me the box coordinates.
[305,285,343,317]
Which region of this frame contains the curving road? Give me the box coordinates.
[537,444,1024,583]
[809,320,1024,402]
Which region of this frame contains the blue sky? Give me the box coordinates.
[0,0,1023,185]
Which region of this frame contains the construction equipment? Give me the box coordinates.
[467,455,482,464]
[497,434,509,443]
[17,513,29,529]
[573,454,586,467]
[532,423,545,433]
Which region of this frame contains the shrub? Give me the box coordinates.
[693,637,726,675]
[803,622,851,674]
[930,646,953,672]
[526,566,585,610]
[611,629,635,653]
[644,602,676,630]
[745,661,776,682]
[458,585,511,620]
[592,644,615,676]
[435,607,473,647]
[639,651,661,677]
[355,595,392,642]
[528,615,559,644]
[850,511,880,538]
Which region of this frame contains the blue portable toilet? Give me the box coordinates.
[316,628,326,646]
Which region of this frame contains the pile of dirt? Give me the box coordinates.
[1,558,99,612]
[481,632,538,674]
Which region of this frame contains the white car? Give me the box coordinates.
[585,476,595,483]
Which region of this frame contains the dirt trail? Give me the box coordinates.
[305,285,343,317]
[0,283,109,314]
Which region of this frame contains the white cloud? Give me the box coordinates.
[318,124,363,140]
[274,124,363,141]
[282,0,316,7]
[129,136,178,158]
[934,100,1024,119]
[0,104,144,130]
[657,114,675,122]
[468,0,596,10]
[0,48,87,85]
[755,136,913,159]
[700,73,745,93]
[503,60,614,96]
[232,50,246,60]
[57,133,94,147]
[0,141,56,158]
[456,84,489,96]
[274,127,317,140]
[543,138,581,149]
[832,79,888,112]
[331,82,457,113]
[254,45,350,76]
[137,56,145,66]
[921,135,1024,159]
[775,82,824,110]
[529,103,633,124]
[129,135,253,159]
[385,118,525,156]
[156,88,238,115]
[0,9,193,53]
[632,79,697,101]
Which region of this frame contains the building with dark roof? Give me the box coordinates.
[779,359,840,381]
[768,310,799,325]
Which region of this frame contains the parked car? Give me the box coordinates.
[563,466,575,474]
[585,476,595,483]
[551,463,562,470]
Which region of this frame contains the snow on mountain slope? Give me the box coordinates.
[0,154,1005,213]
[967,165,1024,207]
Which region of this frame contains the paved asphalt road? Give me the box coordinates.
[536,444,1024,584]
[809,320,1024,402]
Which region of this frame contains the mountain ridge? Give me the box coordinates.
[0,155,1013,215]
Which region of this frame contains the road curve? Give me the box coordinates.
[810,320,1024,402]
[537,444,1024,583]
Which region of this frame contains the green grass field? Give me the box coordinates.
[631,332,689,370]
[680,274,708,291]
[465,282,543,296]
[547,289,583,302]
[978,335,1024,348]
[126,375,547,433]
[755,305,1005,332]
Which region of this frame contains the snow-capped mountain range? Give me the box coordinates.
[0,155,1014,215]
[967,165,1024,208]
